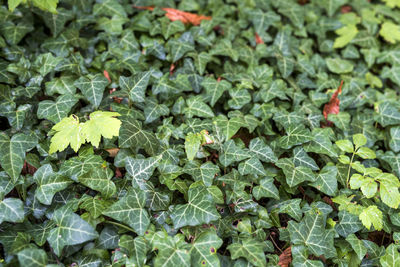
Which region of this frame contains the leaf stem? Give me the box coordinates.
[103,220,136,233]
[346,152,355,188]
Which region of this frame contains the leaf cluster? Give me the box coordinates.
[1,0,400,266]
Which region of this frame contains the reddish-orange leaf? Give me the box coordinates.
[278,247,292,267]
[255,33,264,44]
[169,63,176,76]
[134,6,211,25]
[323,80,343,122]
[103,70,111,82]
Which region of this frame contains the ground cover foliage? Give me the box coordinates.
[2,0,400,266]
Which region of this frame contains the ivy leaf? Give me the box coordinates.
[184,161,219,187]
[276,158,316,187]
[238,156,266,176]
[0,198,24,224]
[34,53,63,76]
[345,234,367,260]
[278,124,313,149]
[227,239,267,267]
[210,39,238,62]
[335,211,363,238]
[380,244,400,267]
[103,188,150,235]
[333,24,358,49]
[78,168,116,198]
[125,156,161,182]
[0,21,34,45]
[0,132,37,182]
[47,209,98,256]
[80,195,110,218]
[74,74,109,108]
[390,126,400,152]
[45,75,76,95]
[119,71,151,103]
[170,185,220,228]
[249,137,277,163]
[185,132,202,161]
[326,58,354,74]
[17,248,48,267]
[184,96,215,118]
[34,164,72,205]
[318,0,347,16]
[310,165,338,196]
[118,116,160,155]
[190,230,223,266]
[201,77,232,107]
[213,115,244,141]
[288,208,336,258]
[219,140,251,167]
[144,98,169,124]
[81,111,121,148]
[37,94,78,124]
[380,22,400,44]
[253,176,280,200]
[293,147,319,170]
[375,102,400,127]
[152,232,191,266]
[60,154,103,181]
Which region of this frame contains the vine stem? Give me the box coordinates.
[346,152,355,188]
[104,220,136,233]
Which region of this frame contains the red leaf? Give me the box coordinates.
[103,70,111,82]
[134,6,211,25]
[278,247,292,267]
[323,80,343,124]
[255,33,264,44]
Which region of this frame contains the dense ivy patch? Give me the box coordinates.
[1,0,400,266]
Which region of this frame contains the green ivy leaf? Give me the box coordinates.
[170,185,220,228]
[74,74,109,108]
[119,71,151,103]
[310,165,338,196]
[190,230,223,266]
[227,239,266,267]
[0,132,37,182]
[125,156,161,183]
[201,77,231,107]
[276,158,316,187]
[103,188,150,235]
[278,124,313,149]
[345,234,367,260]
[288,208,336,258]
[17,248,48,267]
[0,197,24,224]
[326,58,354,74]
[47,209,98,256]
[380,244,400,267]
[184,161,219,187]
[34,164,72,205]
[118,116,160,155]
[253,176,280,200]
[37,94,79,124]
[78,167,116,198]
